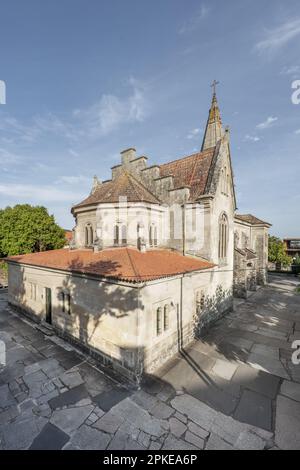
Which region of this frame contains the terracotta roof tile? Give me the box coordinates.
[7,248,215,283]
[74,171,160,208]
[159,147,215,201]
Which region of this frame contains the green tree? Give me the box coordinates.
[0,204,66,257]
[268,235,292,268]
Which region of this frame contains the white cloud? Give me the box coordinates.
[0,183,84,203]
[256,116,278,130]
[0,148,23,165]
[68,148,80,158]
[55,175,90,185]
[295,129,300,135]
[245,135,260,142]
[73,78,148,138]
[255,18,300,54]
[179,4,209,34]
[280,65,300,76]
[0,77,148,147]
[187,128,201,139]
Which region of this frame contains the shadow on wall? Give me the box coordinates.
[192,284,233,338]
[11,257,145,384]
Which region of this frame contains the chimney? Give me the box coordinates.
[120,148,136,167]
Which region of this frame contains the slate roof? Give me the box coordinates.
[7,248,215,283]
[235,214,271,226]
[159,147,216,201]
[73,171,160,209]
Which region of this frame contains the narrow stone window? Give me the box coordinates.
[149,225,158,247]
[154,226,158,247]
[65,294,71,315]
[62,293,71,315]
[121,225,127,245]
[218,213,228,261]
[30,283,37,301]
[85,224,93,247]
[89,226,94,245]
[114,225,119,245]
[156,307,162,336]
[164,305,169,331]
[61,292,65,312]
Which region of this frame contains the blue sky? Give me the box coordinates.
[0,0,299,237]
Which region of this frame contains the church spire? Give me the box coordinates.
[201,80,224,151]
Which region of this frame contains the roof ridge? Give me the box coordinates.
[160,147,215,168]
[125,170,161,203]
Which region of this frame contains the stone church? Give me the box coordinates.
[7,88,271,383]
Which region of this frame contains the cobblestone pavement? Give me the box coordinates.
[0,274,299,450]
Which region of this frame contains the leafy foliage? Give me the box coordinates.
[0,205,66,257]
[268,235,292,268]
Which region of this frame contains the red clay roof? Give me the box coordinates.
[64,230,73,242]
[7,248,215,283]
[235,214,271,226]
[74,171,160,208]
[159,147,215,201]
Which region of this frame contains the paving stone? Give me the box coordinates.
[92,387,132,412]
[24,363,42,375]
[70,424,111,450]
[234,430,266,450]
[150,401,174,419]
[0,384,16,408]
[48,384,89,409]
[162,435,198,450]
[93,410,124,434]
[185,430,205,449]
[172,394,272,444]
[50,404,94,434]
[223,336,253,351]
[0,416,47,449]
[171,394,217,431]
[138,430,151,448]
[169,417,187,437]
[149,440,162,450]
[29,423,69,450]
[37,389,59,405]
[23,369,49,398]
[206,433,234,450]
[275,395,300,450]
[232,364,281,399]
[131,389,158,411]
[212,359,238,381]
[188,421,209,440]
[111,398,166,437]
[251,344,280,360]
[175,412,188,424]
[59,371,84,389]
[0,405,19,425]
[234,390,272,431]
[280,380,300,402]
[247,353,290,380]
[107,429,145,450]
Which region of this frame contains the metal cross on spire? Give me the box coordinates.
[211,80,219,95]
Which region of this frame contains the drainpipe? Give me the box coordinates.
[182,204,186,256]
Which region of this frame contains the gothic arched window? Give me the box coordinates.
[218,213,228,261]
[85,224,93,247]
